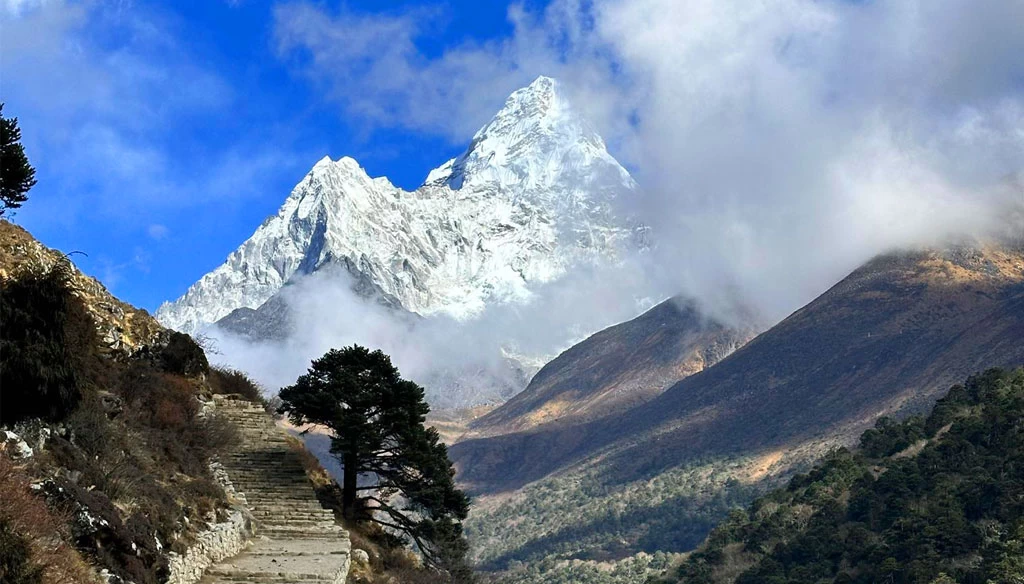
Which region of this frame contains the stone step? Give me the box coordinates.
[244,502,327,511]
[232,483,312,490]
[223,464,305,470]
[227,469,307,474]
[230,476,310,482]
[251,514,336,522]
[250,509,334,516]
[242,494,321,500]
[256,528,348,536]
[242,499,323,506]
[206,569,336,582]
[227,471,306,478]
[227,466,305,470]
[232,485,315,491]
[258,522,339,530]
[257,524,345,534]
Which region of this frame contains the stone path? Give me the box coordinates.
[200,396,351,584]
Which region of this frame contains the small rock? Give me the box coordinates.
[2,430,33,459]
[352,548,370,565]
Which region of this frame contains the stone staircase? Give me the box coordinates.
[200,396,351,584]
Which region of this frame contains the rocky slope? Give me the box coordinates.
[0,221,243,584]
[0,220,164,353]
[455,242,1024,578]
[156,76,639,338]
[465,297,757,438]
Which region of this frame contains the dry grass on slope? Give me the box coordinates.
[0,452,99,584]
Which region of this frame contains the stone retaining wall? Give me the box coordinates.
[165,506,254,584]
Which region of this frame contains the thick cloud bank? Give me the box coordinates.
[277,0,1024,321]
[211,257,667,408]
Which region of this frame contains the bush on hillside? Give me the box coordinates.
[0,254,241,583]
[114,361,238,475]
[158,331,209,377]
[0,453,96,584]
[208,366,265,402]
[0,516,41,584]
[0,261,101,426]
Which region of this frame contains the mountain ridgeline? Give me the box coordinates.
[454,245,1024,493]
[155,76,637,334]
[465,297,758,438]
[455,243,1024,582]
[662,367,1024,584]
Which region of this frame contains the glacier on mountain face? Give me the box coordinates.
[156,76,648,407]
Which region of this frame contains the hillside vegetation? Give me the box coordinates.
[662,368,1024,584]
[0,222,267,583]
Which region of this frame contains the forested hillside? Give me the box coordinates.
[661,368,1024,584]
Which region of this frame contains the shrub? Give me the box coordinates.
[158,331,209,377]
[113,362,238,475]
[208,366,264,402]
[0,516,43,584]
[0,262,100,425]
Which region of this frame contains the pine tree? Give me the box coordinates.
[0,104,36,216]
[279,345,473,576]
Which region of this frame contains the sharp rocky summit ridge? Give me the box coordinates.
[156,77,641,338]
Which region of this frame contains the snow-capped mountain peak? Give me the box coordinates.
[156,77,638,335]
[439,76,631,198]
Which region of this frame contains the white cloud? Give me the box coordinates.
[0,1,298,223]
[273,0,1024,322]
[212,256,669,406]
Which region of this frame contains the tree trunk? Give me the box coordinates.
[342,452,358,520]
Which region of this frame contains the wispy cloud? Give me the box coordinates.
[274,0,1024,321]
[0,2,312,221]
[147,224,169,240]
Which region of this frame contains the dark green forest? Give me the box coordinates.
[662,368,1024,584]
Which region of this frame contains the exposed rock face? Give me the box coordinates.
[156,76,639,339]
[465,297,758,438]
[0,220,165,354]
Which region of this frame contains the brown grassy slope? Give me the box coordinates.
[450,245,1024,494]
[464,297,757,438]
[0,220,164,352]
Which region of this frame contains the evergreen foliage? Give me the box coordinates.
[279,345,473,579]
[0,104,36,215]
[661,368,1024,584]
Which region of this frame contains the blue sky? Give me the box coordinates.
[1,0,547,311]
